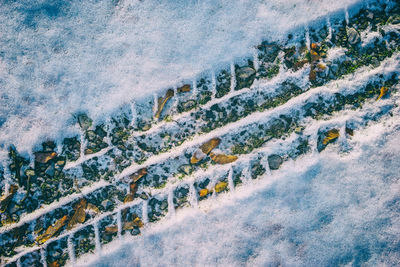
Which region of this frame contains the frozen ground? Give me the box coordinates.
[77,115,400,267]
[0,0,364,154]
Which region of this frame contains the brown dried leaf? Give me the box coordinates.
[124,194,134,203]
[105,225,118,234]
[209,152,238,164]
[0,184,18,213]
[155,89,175,120]
[87,203,100,214]
[177,84,191,93]
[309,69,316,81]
[36,215,68,244]
[322,129,340,145]
[130,168,148,183]
[34,151,57,164]
[67,199,87,230]
[200,138,221,154]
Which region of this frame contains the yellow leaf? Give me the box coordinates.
[376,86,388,101]
[322,129,340,145]
[209,152,238,164]
[215,181,228,193]
[34,151,57,164]
[130,168,147,183]
[317,63,326,70]
[199,188,209,197]
[0,184,18,213]
[200,138,221,154]
[155,89,174,120]
[177,84,191,93]
[133,216,144,228]
[36,215,68,244]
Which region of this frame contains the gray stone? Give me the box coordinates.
[236,67,256,80]
[268,154,283,170]
[178,164,193,175]
[77,114,93,130]
[347,28,360,45]
[160,200,168,210]
[101,199,113,210]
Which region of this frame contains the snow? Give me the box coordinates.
[75,112,400,267]
[0,0,365,155]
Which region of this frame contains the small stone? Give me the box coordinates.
[139,192,148,200]
[178,164,193,175]
[236,67,256,80]
[101,199,113,210]
[130,227,141,236]
[160,200,168,210]
[181,100,196,111]
[77,114,92,130]
[347,28,360,45]
[268,154,283,170]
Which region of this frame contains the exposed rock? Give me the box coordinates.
[236,67,256,80]
[101,199,113,210]
[77,114,92,130]
[347,27,360,45]
[268,154,283,170]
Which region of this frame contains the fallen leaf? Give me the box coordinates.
[190,149,206,164]
[155,89,174,120]
[36,215,68,244]
[124,194,134,203]
[309,68,316,81]
[34,151,57,164]
[317,63,326,70]
[310,50,320,62]
[200,138,221,154]
[322,129,340,145]
[209,152,238,164]
[132,216,144,228]
[105,225,118,234]
[177,84,191,93]
[199,188,209,197]
[49,261,60,267]
[0,184,18,213]
[67,199,87,230]
[214,181,228,193]
[311,43,318,50]
[376,86,389,101]
[130,168,148,183]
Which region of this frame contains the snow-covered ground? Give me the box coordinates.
[0,0,364,155]
[76,113,400,267]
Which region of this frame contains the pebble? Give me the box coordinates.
[268,154,283,170]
